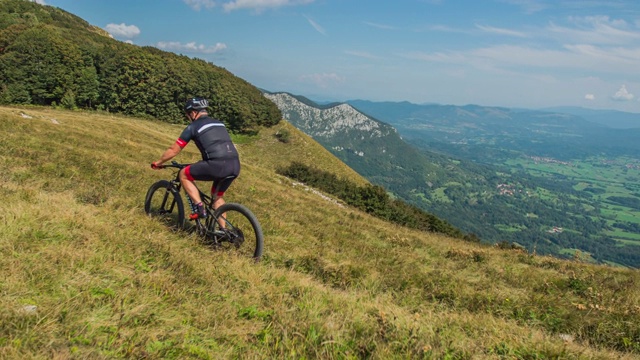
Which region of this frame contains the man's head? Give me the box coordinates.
[184,97,209,121]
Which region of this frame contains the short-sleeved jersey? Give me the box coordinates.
[176,116,239,161]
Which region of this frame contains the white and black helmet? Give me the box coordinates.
[184,97,209,112]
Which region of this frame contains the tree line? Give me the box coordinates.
[0,0,281,132]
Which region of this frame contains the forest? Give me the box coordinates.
[0,0,281,133]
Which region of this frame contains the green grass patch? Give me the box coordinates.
[495,224,526,232]
[432,187,453,203]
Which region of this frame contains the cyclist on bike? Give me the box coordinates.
[151,97,240,219]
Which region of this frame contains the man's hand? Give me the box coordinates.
[151,161,162,169]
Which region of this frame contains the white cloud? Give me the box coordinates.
[612,85,634,101]
[156,41,227,54]
[105,23,140,39]
[548,16,640,45]
[500,0,548,14]
[403,51,467,64]
[476,24,527,38]
[562,44,639,72]
[345,50,380,60]
[184,0,314,12]
[222,0,314,12]
[32,0,47,4]
[404,43,640,76]
[428,24,468,33]
[299,73,345,88]
[183,0,216,11]
[428,23,528,38]
[305,16,325,35]
[363,21,396,30]
[585,94,595,100]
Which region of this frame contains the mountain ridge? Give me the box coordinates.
[341,99,640,127]
[346,99,640,161]
[542,106,640,129]
[265,92,394,139]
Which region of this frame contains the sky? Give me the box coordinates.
[36,0,640,113]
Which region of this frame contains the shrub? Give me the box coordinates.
[275,128,291,143]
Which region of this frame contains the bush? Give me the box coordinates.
[275,128,291,143]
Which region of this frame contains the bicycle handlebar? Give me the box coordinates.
[150,161,191,170]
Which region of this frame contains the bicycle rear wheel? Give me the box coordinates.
[207,203,264,261]
[144,180,185,230]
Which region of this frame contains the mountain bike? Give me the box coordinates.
[144,161,263,261]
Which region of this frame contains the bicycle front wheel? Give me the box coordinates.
[144,180,185,230]
[208,203,264,261]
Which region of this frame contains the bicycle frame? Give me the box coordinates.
[163,163,213,218]
[157,161,231,238]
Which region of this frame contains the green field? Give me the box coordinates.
[505,156,640,248]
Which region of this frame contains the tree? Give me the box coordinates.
[76,66,99,108]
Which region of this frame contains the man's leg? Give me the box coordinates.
[179,169,205,216]
[213,195,225,210]
[213,195,226,228]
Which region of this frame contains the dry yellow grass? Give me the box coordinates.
[0,105,638,359]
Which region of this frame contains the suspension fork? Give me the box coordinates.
[168,179,185,214]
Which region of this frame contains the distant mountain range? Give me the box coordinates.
[542,106,640,129]
[264,91,640,267]
[347,100,640,162]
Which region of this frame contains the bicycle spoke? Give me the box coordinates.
[208,203,263,260]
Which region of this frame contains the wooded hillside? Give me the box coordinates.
[0,0,281,132]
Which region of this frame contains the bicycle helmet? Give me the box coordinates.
[184,97,209,112]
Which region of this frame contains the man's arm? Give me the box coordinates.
[154,142,182,166]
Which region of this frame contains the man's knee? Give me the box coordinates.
[178,168,187,180]
[180,166,196,182]
[213,196,225,208]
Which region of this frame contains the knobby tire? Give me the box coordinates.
[144,180,185,230]
[207,203,264,261]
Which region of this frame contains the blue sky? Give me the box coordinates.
[39,0,640,113]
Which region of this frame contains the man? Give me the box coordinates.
[151,97,240,219]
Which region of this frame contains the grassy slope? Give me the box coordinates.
[0,106,639,359]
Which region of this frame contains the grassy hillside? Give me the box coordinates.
[1,106,639,359]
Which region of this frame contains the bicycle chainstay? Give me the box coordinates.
[192,215,234,246]
[201,224,244,249]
